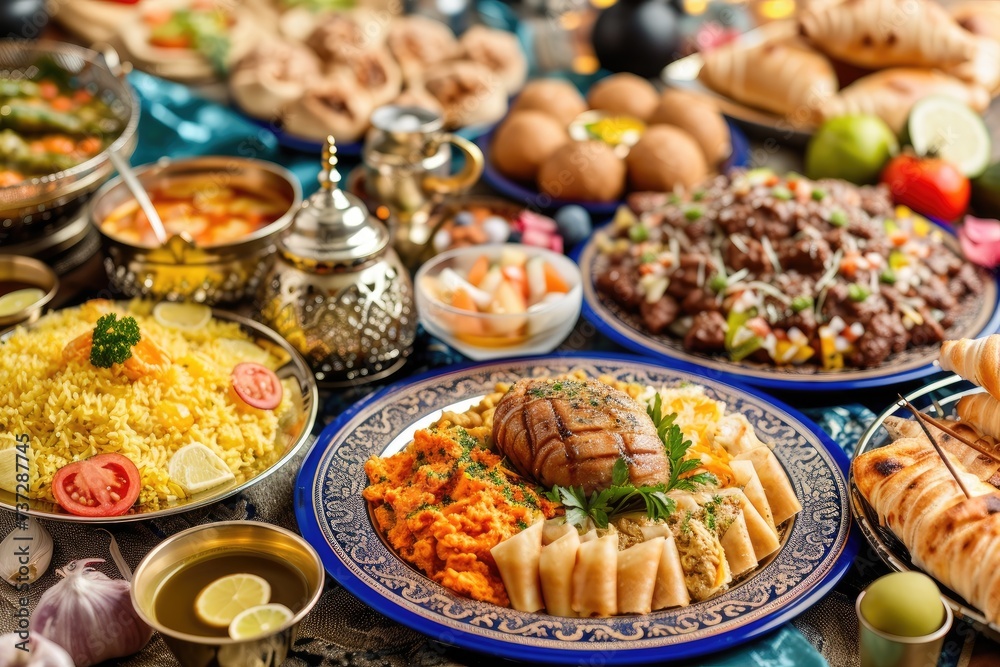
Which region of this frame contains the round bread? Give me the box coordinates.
[511,79,587,127]
[461,25,528,95]
[491,111,569,182]
[424,61,508,128]
[538,141,626,202]
[648,89,731,165]
[626,125,708,192]
[586,73,659,121]
[281,72,374,143]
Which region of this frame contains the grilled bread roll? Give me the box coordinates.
[492,378,669,493]
[883,415,1000,487]
[940,336,1000,401]
[799,0,977,70]
[819,69,990,134]
[958,393,1000,445]
[698,36,837,124]
[853,438,1000,623]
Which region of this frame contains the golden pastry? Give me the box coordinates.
[229,38,321,120]
[648,89,731,165]
[281,72,374,143]
[511,79,587,127]
[586,73,659,122]
[538,141,626,203]
[699,36,837,126]
[328,47,402,108]
[392,86,444,116]
[306,9,387,62]
[820,68,990,134]
[424,61,508,128]
[387,15,461,84]
[952,0,1000,43]
[460,25,527,95]
[799,0,976,69]
[491,111,569,182]
[625,125,708,192]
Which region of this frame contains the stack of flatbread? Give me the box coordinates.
[853,334,1000,624]
[699,0,999,132]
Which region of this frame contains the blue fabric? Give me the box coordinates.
[127,68,840,667]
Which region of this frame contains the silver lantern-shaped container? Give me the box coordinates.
[257,137,416,387]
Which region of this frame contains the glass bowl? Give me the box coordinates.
[415,243,582,360]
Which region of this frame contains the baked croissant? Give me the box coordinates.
[853,438,1000,624]
[958,393,1000,444]
[698,36,837,125]
[799,0,977,69]
[819,69,990,134]
[940,336,1000,401]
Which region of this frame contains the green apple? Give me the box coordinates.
[860,572,945,637]
[806,115,899,185]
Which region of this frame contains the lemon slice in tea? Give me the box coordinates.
[195,573,272,628]
[169,443,236,495]
[0,288,44,317]
[228,603,294,640]
[153,302,212,331]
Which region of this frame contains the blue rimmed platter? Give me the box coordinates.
[574,224,1000,392]
[294,352,857,664]
[478,119,751,217]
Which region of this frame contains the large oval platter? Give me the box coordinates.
[575,225,1000,392]
[852,374,1000,641]
[0,306,318,523]
[295,353,856,664]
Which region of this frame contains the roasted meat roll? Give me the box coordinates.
[492,378,669,493]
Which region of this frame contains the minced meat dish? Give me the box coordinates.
[595,169,985,370]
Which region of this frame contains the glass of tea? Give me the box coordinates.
[130,521,325,667]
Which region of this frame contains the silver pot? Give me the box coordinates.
[0,40,139,242]
[90,156,301,304]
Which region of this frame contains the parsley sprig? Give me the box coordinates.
[544,393,717,530]
[89,313,141,369]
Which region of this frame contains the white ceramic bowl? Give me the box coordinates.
[415,243,582,360]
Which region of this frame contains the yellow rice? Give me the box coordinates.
[0,300,295,510]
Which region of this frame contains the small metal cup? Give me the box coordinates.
[130,521,325,667]
[857,590,954,667]
[0,254,59,328]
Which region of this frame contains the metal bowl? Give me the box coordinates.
[0,40,140,242]
[0,254,58,328]
[91,156,302,304]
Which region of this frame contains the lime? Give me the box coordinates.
[194,573,272,628]
[228,603,294,640]
[0,288,44,317]
[153,302,212,331]
[168,443,235,494]
[908,96,991,177]
[806,115,899,184]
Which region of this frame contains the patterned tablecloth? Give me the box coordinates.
[0,70,995,667]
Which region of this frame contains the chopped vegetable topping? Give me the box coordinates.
[684,207,703,222]
[629,225,649,243]
[829,210,848,227]
[848,284,870,302]
[791,295,814,313]
[89,314,141,368]
[811,188,826,201]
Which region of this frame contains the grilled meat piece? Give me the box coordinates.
[492,378,668,494]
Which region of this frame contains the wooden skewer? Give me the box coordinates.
[898,395,973,500]
[912,410,1000,465]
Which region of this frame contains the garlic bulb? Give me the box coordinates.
[0,520,53,585]
[0,632,74,667]
[33,558,153,667]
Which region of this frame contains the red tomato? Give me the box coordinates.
[52,453,141,517]
[232,362,283,410]
[881,154,970,221]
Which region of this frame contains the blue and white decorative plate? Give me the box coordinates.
[295,353,857,664]
[574,227,1000,392]
[478,119,751,217]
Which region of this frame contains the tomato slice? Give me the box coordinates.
[52,453,141,517]
[231,362,282,410]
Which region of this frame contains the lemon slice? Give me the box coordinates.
[0,446,20,494]
[194,573,272,628]
[217,338,271,366]
[228,603,294,640]
[0,288,44,317]
[153,302,212,331]
[168,443,235,494]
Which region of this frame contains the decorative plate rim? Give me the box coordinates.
[0,305,319,523]
[851,373,1000,641]
[477,119,751,215]
[294,352,859,664]
[572,221,1000,392]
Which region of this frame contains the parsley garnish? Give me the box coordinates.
[89,313,141,369]
[544,393,716,530]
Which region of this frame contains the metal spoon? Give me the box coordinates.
[108,150,168,245]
